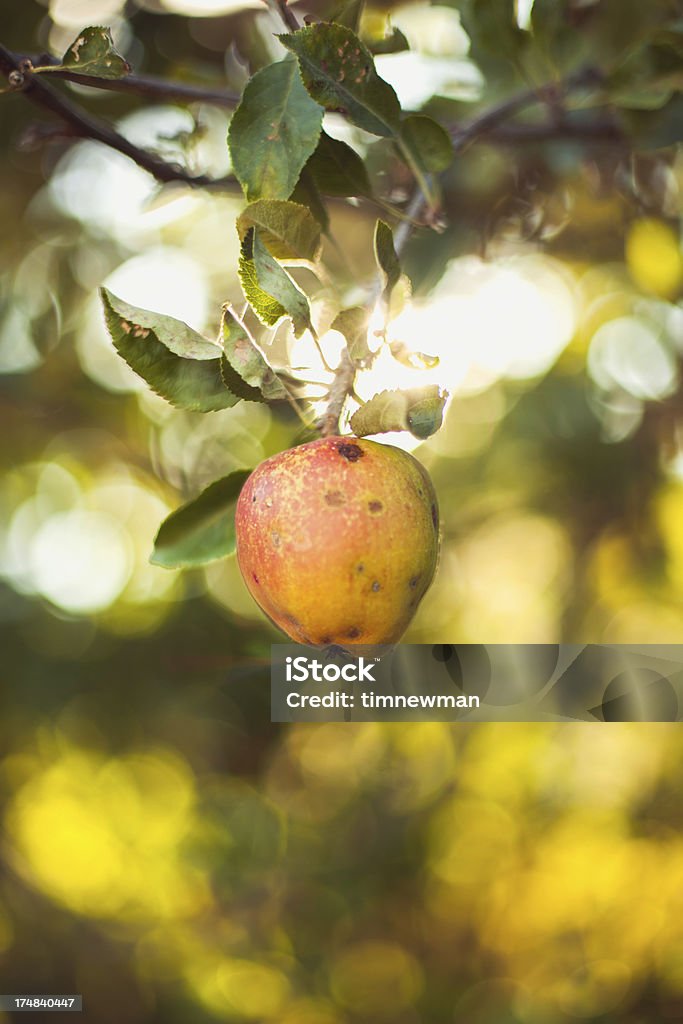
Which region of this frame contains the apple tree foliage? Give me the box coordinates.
[4,1,683,568]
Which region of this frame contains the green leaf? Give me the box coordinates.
[291,168,330,232]
[399,114,454,174]
[252,229,313,338]
[36,26,131,79]
[387,273,412,321]
[279,23,402,138]
[238,230,313,337]
[374,220,401,304]
[350,386,446,439]
[331,306,371,363]
[370,26,410,55]
[583,0,664,69]
[530,0,565,45]
[331,0,364,32]
[609,44,683,110]
[236,199,321,260]
[221,307,287,401]
[238,232,287,329]
[151,470,251,569]
[626,93,683,148]
[220,354,264,402]
[390,340,439,370]
[655,24,683,57]
[306,131,372,197]
[531,0,667,74]
[407,394,448,439]
[228,56,323,201]
[458,0,526,62]
[100,288,239,412]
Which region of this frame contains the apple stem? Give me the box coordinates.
[319,350,355,436]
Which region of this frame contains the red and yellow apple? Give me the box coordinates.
[235,436,440,645]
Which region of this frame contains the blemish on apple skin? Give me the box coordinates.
[252,573,259,584]
[284,612,311,645]
[347,627,361,639]
[409,575,420,589]
[431,504,438,529]
[271,531,280,547]
[337,442,363,462]
[325,490,345,506]
[368,500,383,514]
[357,563,364,572]
[372,581,381,592]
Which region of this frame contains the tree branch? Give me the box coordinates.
[2,31,617,440]
[25,53,241,107]
[0,43,240,190]
[484,115,624,145]
[448,66,605,151]
[320,66,610,437]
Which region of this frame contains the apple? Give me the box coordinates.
[235,436,440,645]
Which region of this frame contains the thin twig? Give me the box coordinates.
[22,51,241,107]
[484,115,624,145]
[449,65,605,151]
[267,0,300,33]
[0,44,240,190]
[319,350,356,436]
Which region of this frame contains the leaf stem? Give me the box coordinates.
[396,136,439,215]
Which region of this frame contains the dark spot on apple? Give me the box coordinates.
[271,531,280,547]
[252,573,259,584]
[325,490,345,506]
[337,442,363,462]
[409,575,420,589]
[347,627,361,639]
[252,494,256,503]
[357,564,364,572]
[431,503,438,529]
[320,635,332,645]
[284,613,308,642]
[368,500,383,514]
[372,581,381,592]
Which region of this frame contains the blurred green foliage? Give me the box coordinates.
[2,0,683,1021]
